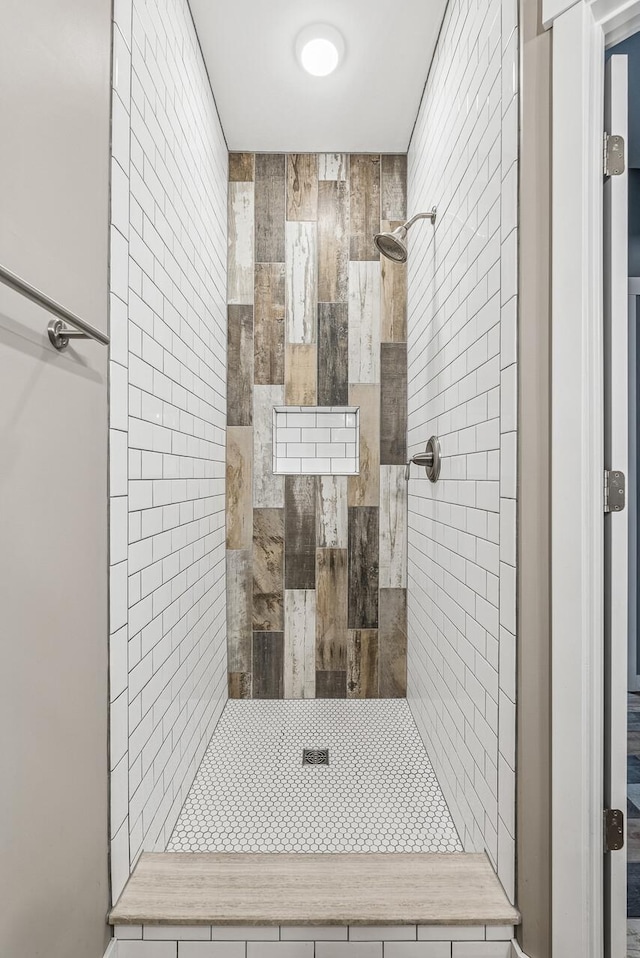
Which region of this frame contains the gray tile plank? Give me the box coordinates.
[379,589,407,697]
[380,343,407,464]
[284,476,316,590]
[318,180,349,303]
[348,506,379,630]
[255,154,286,263]
[227,305,253,425]
[349,154,381,262]
[253,384,284,508]
[317,303,348,406]
[315,670,347,698]
[227,549,252,672]
[381,155,407,221]
[252,632,284,699]
[254,263,285,385]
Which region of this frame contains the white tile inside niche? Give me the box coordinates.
[273,406,360,476]
[167,700,463,853]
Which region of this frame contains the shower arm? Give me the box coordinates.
[403,208,437,230]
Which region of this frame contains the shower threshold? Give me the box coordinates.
[110,700,519,931]
[109,851,520,927]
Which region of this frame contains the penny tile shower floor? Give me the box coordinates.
[167,699,463,853]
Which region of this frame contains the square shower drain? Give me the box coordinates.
[302,748,329,765]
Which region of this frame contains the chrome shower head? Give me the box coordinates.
[373,207,437,263]
[374,226,408,263]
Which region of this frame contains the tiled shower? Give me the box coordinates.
[226,152,408,701]
[108,0,518,916]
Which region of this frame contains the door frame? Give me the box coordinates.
[545,0,639,954]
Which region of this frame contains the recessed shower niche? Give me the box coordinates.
[273,406,360,475]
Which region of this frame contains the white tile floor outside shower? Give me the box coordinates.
[168,699,463,853]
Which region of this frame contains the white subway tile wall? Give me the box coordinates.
[113,926,514,957]
[273,407,360,475]
[109,0,228,902]
[406,0,517,902]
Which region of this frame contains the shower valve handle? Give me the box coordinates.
[405,436,442,483]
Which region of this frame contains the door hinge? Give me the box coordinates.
[604,133,625,176]
[604,808,624,851]
[604,469,626,512]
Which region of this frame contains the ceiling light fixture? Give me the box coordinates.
[295,24,345,77]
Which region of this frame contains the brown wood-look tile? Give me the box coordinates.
[380,343,407,464]
[378,588,407,697]
[252,632,284,699]
[349,154,381,261]
[316,548,348,671]
[318,180,349,303]
[348,506,379,630]
[315,670,347,698]
[284,476,316,590]
[226,549,252,672]
[287,154,318,221]
[380,221,407,342]
[317,303,348,406]
[254,263,285,385]
[285,344,317,405]
[226,426,252,549]
[381,155,407,221]
[228,672,252,699]
[253,508,284,632]
[227,305,253,425]
[229,153,255,182]
[255,154,286,263]
[347,630,379,698]
[348,384,380,507]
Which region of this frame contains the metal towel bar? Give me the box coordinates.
[0,263,110,350]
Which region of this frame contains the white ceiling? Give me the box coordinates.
[190,0,448,153]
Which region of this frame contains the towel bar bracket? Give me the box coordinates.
[47,319,91,350]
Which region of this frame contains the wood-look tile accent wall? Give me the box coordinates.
[227,153,408,698]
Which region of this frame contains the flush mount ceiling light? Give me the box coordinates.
[295,24,345,77]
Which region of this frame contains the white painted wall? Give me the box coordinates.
[406,0,518,900]
[0,2,111,954]
[108,0,229,900]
